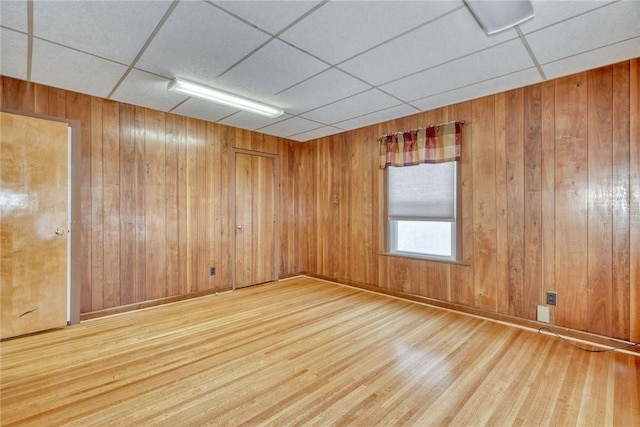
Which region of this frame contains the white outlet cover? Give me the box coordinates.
[537,305,550,323]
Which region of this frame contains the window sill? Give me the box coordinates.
[379,252,471,266]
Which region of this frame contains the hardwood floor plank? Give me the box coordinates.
[1,276,638,426]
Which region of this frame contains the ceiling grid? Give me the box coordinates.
[0,0,637,141]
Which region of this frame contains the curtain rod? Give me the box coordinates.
[379,120,465,140]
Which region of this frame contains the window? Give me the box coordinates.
[387,161,459,261]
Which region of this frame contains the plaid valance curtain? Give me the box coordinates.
[378,121,463,169]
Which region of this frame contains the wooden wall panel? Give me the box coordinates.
[1,78,35,110]
[279,140,294,275]
[314,138,330,276]
[471,96,498,312]
[540,81,556,322]
[90,97,104,310]
[206,124,219,289]
[144,109,167,301]
[119,103,137,305]
[194,120,207,292]
[523,85,543,321]
[450,101,474,306]
[312,135,351,281]
[425,261,451,301]
[494,92,509,315]
[33,83,50,114]
[164,114,181,297]
[102,100,121,308]
[630,59,640,343]
[1,57,637,342]
[554,73,589,331]
[49,88,67,119]
[379,255,416,294]
[611,62,630,340]
[302,59,638,342]
[330,137,349,281]
[348,127,377,285]
[0,76,304,315]
[175,115,188,296]
[294,142,315,273]
[218,126,232,285]
[132,107,147,303]
[184,117,200,294]
[505,89,525,317]
[587,67,613,336]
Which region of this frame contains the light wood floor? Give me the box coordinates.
[1,276,639,426]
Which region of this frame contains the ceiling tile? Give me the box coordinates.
[332,104,418,132]
[541,37,640,80]
[520,0,616,33]
[33,1,173,64]
[381,39,534,102]
[214,1,322,35]
[218,111,294,131]
[340,7,515,86]
[268,68,371,115]
[301,89,403,124]
[0,28,28,80]
[31,39,128,98]
[4,0,637,142]
[411,67,542,112]
[290,126,345,142]
[213,39,329,99]
[110,69,187,112]
[525,1,640,65]
[280,0,463,64]
[0,0,27,32]
[171,97,241,124]
[257,116,323,138]
[136,1,271,81]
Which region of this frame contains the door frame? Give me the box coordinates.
[230,148,280,291]
[1,108,82,325]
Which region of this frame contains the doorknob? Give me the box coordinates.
[236,225,243,230]
[55,228,65,236]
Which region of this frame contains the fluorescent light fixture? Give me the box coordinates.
[465,0,534,35]
[167,78,284,118]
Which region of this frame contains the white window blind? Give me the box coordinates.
[388,162,456,221]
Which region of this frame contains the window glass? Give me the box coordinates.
[393,220,453,257]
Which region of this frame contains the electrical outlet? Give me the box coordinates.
[546,291,557,306]
[210,267,216,276]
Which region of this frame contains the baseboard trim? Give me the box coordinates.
[305,273,640,356]
[79,274,306,321]
[80,288,232,321]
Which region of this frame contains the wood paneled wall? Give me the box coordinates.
[1,58,638,343]
[301,59,640,342]
[0,76,304,314]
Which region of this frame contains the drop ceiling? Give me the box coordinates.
[1,0,638,142]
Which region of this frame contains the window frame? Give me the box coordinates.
[385,161,462,263]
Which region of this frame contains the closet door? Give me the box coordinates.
[1,112,69,339]
[234,151,277,289]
